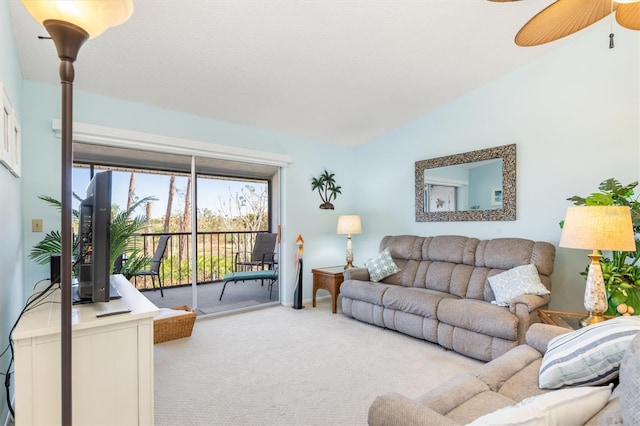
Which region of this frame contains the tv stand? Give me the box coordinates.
[13,274,159,425]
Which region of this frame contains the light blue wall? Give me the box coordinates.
[352,26,640,312]
[0,0,23,421]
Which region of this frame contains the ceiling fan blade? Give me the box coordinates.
[616,3,640,30]
[515,0,616,46]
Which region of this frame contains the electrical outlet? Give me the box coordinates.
[32,219,43,232]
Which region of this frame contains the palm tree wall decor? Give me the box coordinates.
[311,170,342,210]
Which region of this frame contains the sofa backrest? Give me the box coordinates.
[378,235,555,302]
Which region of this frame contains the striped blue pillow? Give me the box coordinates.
[539,316,640,389]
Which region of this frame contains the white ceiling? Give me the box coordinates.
[8,0,608,147]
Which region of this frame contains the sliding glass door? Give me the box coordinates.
[71,143,280,315]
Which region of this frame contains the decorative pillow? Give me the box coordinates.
[467,385,612,426]
[539,316,640,389]
[619,330,640,425]
[365,248,400,282]
[487,264,550,306]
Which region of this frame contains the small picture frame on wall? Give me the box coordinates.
[491,187,503,206]
[0,82,12,171]
[9,107,21,177]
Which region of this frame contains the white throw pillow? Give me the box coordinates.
[365,248,400,282]
[487,264,549,306]
[539,316,640,389]
[466,384,612,426]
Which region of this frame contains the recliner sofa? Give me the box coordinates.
[368,322,640,425]
[340,235,555,361]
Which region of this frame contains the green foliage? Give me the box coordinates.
[567,178,640,316]
[29,195,156,278]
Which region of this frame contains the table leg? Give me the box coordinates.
[312,286,317,308]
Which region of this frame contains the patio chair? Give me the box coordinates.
[235,233,278,272]
[219,267,278,301]
[131,235,171,297]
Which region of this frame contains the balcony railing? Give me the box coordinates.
[129,231,269,290]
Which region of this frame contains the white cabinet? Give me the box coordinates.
[13,275,159,425]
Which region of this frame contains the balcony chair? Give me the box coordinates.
[234,232,278,272]
[131,235,171,297]
[219,266,278,301]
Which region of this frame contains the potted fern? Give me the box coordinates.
[564,178,640,316]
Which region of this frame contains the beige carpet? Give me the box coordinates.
[154,299,482,425]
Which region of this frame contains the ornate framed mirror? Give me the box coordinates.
[415,144,516,222]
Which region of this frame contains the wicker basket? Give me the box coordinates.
[154,305,196,344]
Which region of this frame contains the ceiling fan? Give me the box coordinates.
[492,0,640,46]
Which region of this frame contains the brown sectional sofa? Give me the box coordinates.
[340,235,556,361]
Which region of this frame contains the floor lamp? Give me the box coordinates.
[20,2,133,423]
[559,206,636,327]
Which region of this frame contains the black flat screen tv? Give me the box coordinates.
[75,170,113,303]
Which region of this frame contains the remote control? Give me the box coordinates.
[96,308,131,318]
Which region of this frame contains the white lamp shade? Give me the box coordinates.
[337,215,362,235]
[559,206,636,251]
[21,0,133,38]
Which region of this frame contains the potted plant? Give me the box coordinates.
[30,195,154,279]
[564,178,640,316]
[311,170,342,210]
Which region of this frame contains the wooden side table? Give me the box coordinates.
[538,309,614,330]
[312,266,345,314]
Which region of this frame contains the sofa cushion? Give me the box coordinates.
[539,316,640,389]
[364,248,401,282]
[422,235,479,265]
[478,239,555,277]
[438,298,519,341]
[468,384,613,426]
[368,393,459,426]
[340,280,391,306]
[487,264,550,307]
[379,235,424,261]
[443,390,518,425]
[417,371,504,419]
[382,286,455,318]
[619,330,640,425]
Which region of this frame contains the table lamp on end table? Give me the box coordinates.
[559,206,636,327]
[337,215,362,269]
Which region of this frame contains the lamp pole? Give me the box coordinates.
[42,19,88,425]
[20,2,133,423]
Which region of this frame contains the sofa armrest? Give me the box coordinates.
[344,267,370,281]
[525,323,571,354]
[509,293,550,314]
[509,294,551,345]
[368,393,460,426]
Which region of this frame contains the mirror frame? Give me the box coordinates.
[415,144,516,222]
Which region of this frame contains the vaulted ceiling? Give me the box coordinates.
[8,0,617,147]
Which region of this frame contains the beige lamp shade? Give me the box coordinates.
[337,215,362,235]
[21,0,133,38]
[559,206,636,251]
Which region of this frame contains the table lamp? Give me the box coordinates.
[559,206,636,327]
[337,215,362,269]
